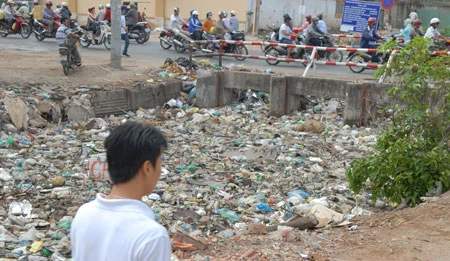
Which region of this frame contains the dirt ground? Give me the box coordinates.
[1,49,450,261]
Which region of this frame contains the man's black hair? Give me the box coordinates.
[104,121,168,184]
[60,17,69,23]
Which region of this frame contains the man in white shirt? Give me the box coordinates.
[170,7,184,29]
[279,14,297,59]
[424,17,446,50]
[70,121,171,261]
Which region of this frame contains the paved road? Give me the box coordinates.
[0,32,376,80]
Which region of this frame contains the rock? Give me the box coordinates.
[51,176,66,187]
[306,204,344,227]
[37,101,53,114]
[66,106,91,122]
[28,109,48,128]
[295,119,326,133]
[3,123,18,133]
[4,94,29,130]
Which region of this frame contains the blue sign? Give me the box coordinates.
[382,0,395,10]
[341,0,381,33]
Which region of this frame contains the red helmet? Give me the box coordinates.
[413,19,422,26]
[368,17,376,24]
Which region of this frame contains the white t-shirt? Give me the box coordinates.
[120,15,126,34]
[279,23,292,41]
[170,14,184,29]
[424,26,440,43]
[70,193,171,261]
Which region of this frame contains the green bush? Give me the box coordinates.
[346,37,450,206]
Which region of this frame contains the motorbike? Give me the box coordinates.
[79,21,111,50]
[0,14,32,39]
[33,14,61,41]
[159,27,176,50]
[261,24,279,52]
[58,37,80,75]
[202,31,248,61]
[128,21,151,44]
[172,25,195,53]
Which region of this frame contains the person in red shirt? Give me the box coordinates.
[103,4,111,23]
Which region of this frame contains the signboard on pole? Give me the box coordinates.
[381,0,395,10]
[340,0,381,33]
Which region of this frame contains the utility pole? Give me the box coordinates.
[110,0,121,69]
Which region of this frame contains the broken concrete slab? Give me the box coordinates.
[3,95,29,130]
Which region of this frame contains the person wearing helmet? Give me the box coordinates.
[279,14,297,59]
[393,18,413,47]
[410,19,423,40]
[4,0,18,30]
[202,11,214,34]
[104,4,111,23]
[170,7,185,30]
[317,13,328,34]
[42,1,56,33]
[229,10,238,32]
[18,1,30,19]
[360,17,383,63]
[54,4,61,15]
[215,11,229,39]
[425,18,446,50]
[305,16,331,58]
[189,10,203,40]
[125,2,138,29]
[60,2,71,20]
[222,11,230,29]
[97,4,105,21]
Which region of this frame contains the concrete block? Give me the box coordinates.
[3,95,28,130]
[289,77,348,99]
[223,71,271,93]
[128,81,182,110]
[91,90,129,117]
[197,71,219,108]
[66,106,92,122]
[269,76,286,116]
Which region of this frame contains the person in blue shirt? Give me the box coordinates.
[393,18,413,47]
[360,17,383,63]
[189,10,203,40]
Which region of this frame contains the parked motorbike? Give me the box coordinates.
[79,21,111,50]
[128,21,151,44]
[33,14,61,41]
[0,14,32,39]
[202,31,248,61]
[58,37,80,75]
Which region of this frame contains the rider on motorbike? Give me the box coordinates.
[17,1,30,20]
[214,11,229,39]
[229,10,239,32]
[393,18,412,47]
[189,10,202,40]
[305,16,331,58]
[42,1,56,33]
[56,17,81,66]
[424,18,447,51]
[279,14,297,59]
[410,19,423,40]
[125,2,138,30]
[96,4,105,21]
[4,0,18,30]
[202,11,214,34]
[103,4,111,23]
[360,17,383,63]
[60,2,71,20]
[170,7,185,30]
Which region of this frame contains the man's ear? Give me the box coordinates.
[141,160,155,176]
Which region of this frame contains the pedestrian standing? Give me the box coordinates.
[120,5,130,57]
[70,121,171,261]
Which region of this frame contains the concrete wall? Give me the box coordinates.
[197,71,393,125]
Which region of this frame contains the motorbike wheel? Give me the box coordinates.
[104,35,111,50]
[348,53,366,73]
[159,35,172,49]
[135,28,147,44]
[265,48,280,66]
[34,28,45,41]
[20,25,32,39]
[327,50,343,63]
[0,23,8,37]
[79,34,91,48]
[174,38,187,53]
[234,45,248,61]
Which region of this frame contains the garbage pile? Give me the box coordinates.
[0,85,389,260]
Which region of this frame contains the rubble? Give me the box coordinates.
[0,76,391,260]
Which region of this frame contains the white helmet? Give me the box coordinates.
[106,4,111,8]
[61,2,67,7]
[430,18,440,25]
[230,10,236,16]
[22,1,29,6]
[98,4,104,9]
[7,0,15,4]
[192,11,199,16]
